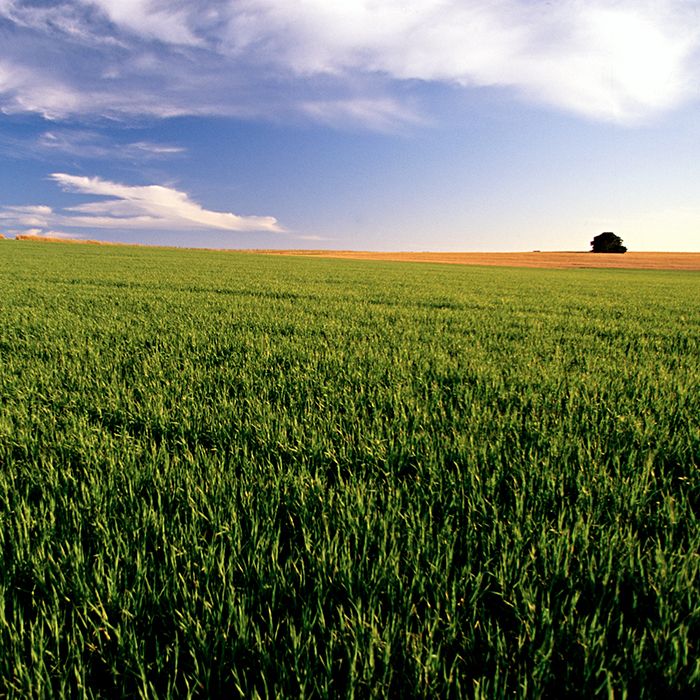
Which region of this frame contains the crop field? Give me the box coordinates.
[0,240,698,698]
[258,250,700,272]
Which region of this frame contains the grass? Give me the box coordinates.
[0,240,698,698]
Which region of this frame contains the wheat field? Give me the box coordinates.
[0,239,698,697]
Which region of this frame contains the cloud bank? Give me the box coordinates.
[0,1,698,127]
[0,173,282,235]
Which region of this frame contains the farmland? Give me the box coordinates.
[259,250,700,272]
[0,239,698,698]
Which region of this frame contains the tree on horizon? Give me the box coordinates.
[591,232,627,253]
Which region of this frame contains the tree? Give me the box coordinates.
[590,231,627,253]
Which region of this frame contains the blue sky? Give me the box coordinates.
[1,0,699,251]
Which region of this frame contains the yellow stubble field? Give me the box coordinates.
[259,250,700,271]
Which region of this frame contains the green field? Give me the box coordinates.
[0,240,698,698]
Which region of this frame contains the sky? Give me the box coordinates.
[1,1,699,252]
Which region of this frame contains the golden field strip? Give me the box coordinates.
[258,249,700,271]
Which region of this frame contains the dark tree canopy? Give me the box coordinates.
[591,232,627,253]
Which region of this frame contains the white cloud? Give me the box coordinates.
[0,59,91,119]
[232,0,700,124]
[18,228,45,236]
[0,174,283,234]
[37,130,185,159]
[78,0,203,45]
[0,1,698,127]
[0,204,53,228]
[52,173,282,232]
[0,62,208,120]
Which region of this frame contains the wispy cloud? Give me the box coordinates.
[80,0,206,46]
[0,173,283,235]
[300,97,427,132]
[0,1,698,127]
[37,130,186,160]
[128,141,186,155]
